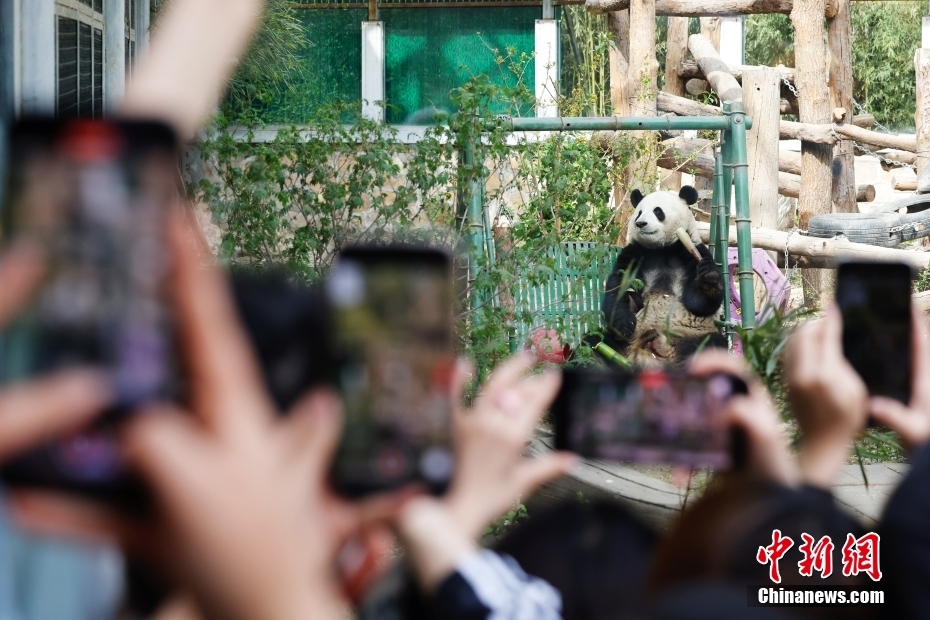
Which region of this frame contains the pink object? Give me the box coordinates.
[526,328,571,364]
[726,248,791,353]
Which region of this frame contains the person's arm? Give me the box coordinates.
[119,0,266,140]
[783,307,869,489]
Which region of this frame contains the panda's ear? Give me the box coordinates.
[631,189,644,207]
[679,185,699,205]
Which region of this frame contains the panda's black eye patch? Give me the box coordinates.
[652,207,666,222]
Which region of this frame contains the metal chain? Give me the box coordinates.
[782,75,800,100]
[852,99,894,135]
[851,140,917,170]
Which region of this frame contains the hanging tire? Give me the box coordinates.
[807,194,930,248]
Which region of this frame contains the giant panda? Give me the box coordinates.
[598,185,727,367]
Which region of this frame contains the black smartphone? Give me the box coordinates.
[553,368,748,468]
[325,245,455,497]
[0,118,179,503]
[230,268,333,412]
[836,261,913,405]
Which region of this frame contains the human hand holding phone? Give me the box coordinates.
[784,307,869,488]
[689,350,799,487]
[870,307,930,454]
[10,216,408,620]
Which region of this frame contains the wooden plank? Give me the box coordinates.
[688,33,742,102]
[744,68,781,228]
[828,0,856,213]
[916,48,930,177]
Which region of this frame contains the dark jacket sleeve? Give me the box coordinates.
[878,442,930,619]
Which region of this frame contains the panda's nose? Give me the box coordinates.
[636,220,648,228]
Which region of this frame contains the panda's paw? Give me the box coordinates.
[628,290,645,313]
[696,256,722,289]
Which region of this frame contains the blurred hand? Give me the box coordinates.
[0,242,113,462]
[12,214,404,620]
[783,307,869,488]
[690,350,799,487]
[442,353,576,540]
[870,307,930,453]
[393,353,575,592]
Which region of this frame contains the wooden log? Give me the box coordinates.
[656,136,802,198]
[780,100,798,116]
[779,120,836,144]
[828,0,856,214]
[833,124,918,152]
[662,16,690,191]
[700,17,722,51]
[856,184,876,202]
[778,171,801,197]
[892,173,918,192]
[878,149,918,170]
[585,0,838,17]
[792,0,836,304]
[685,78,710,96]
[915,48,930,177]
[689,34,742,103]
[852,114,875,128]
[780,149,802,175]
[657,91,722,116]
[745,68,782,228]
[680,60,795,83]
[695,221,930,271]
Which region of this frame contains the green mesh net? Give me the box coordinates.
[260,9,364,123]
[383,7,537,124]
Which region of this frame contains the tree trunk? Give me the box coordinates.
[916,48,930,177]
[791,0,834,307]
[744,68,781,229]
[608,10,633,231]
[626,0,658,192]
[662,16,690,191]
[828,0,856,213]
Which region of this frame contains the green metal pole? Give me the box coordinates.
[463,139,486,314]
[723,101,755,330]
[713,145,732,341]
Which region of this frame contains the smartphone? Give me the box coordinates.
[325,245,456,497]
[553,368,748,468]
[0,118,179,503]
[836,261,913,405]
[230,268,333,412]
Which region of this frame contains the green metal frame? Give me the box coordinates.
[461,100,756,345]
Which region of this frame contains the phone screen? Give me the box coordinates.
[837,262,913,404]
[0,119,178,498]
[325,246,455,497]
[553,369,745,467]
